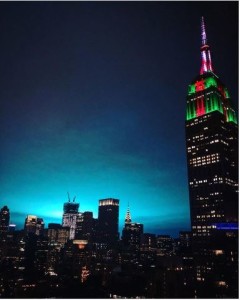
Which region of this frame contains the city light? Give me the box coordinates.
[0,3,237,299]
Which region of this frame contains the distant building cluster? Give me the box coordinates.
[21,196,121,247]
[0,200,194,298]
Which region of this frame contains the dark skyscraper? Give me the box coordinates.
[36,218,44,236]
[122,205,143,250]
[98,198,119,246]
[0,206,10,234]
[185,18,238,297]
[75,211,97,243]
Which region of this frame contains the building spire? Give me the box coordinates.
[201,16,207,46]
[125,203,132,224]
[200,17,213,75]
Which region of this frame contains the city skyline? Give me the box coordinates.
[0,2,238,237]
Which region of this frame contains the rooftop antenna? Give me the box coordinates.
[200,16,213,74]
[201,16,207,46]
[67,192,71,202]
[73,196,76,202]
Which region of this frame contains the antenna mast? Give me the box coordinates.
[200,17,213,74]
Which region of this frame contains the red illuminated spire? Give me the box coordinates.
[200,17,213,74]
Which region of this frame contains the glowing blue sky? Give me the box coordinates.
[0,2,238,236]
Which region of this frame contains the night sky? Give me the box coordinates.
[0,2,238,236]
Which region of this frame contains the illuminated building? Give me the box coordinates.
[62,194,79,240]
[48,223,70,246]
[73,239,88,250]
[185,17,238,297]
[125,205,131,224]
[122,205,143,249]
[48,223,62,242]
[98,198,119,246]
[24,215,37,234]
[57,227,70,245]
[24,215,44,236]
[0,206,10,233]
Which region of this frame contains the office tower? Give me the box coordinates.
[0,206,10,234]
[48,223,62,243]
[140,233,156,250]
[98,198,119,246]
[36,218,44,236]
[75,211,96,242]
[24,215,37,234]
[156,235,175,256]
[178,231,192,256]
[122,206,143,250]
[48,223,70,247]
[185,18,238,297]
[62,195,79,240]
[179,231,192,249]
[35,237,49,274]
[178,231,194,274]
[58,227,70,245]
[8,224,16,232]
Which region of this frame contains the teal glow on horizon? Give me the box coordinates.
[1,121,190,236]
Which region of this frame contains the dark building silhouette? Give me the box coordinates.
[36,218,44,236]
[179,231,192,250]
[0,206,10,234]
[48,223,61,242]
[8,224,16,232]
[122,206,143,250]
[75,211,97,242]
[98,198,119,246]
[156,235,175,256]
[185,17,238,298]
[140,233,156,250]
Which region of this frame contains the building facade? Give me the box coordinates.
[0,206,10,234]
[62,196,79,240]
[24,215,37,234]
[36,218,44,236]
[75,211,97,242]
[122,206,143,250]
[185,17,238,297]
[24,215,44,236]
[48,223,70,247]
[98,198,119,246]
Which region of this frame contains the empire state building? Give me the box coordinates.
[185,18,238,298]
